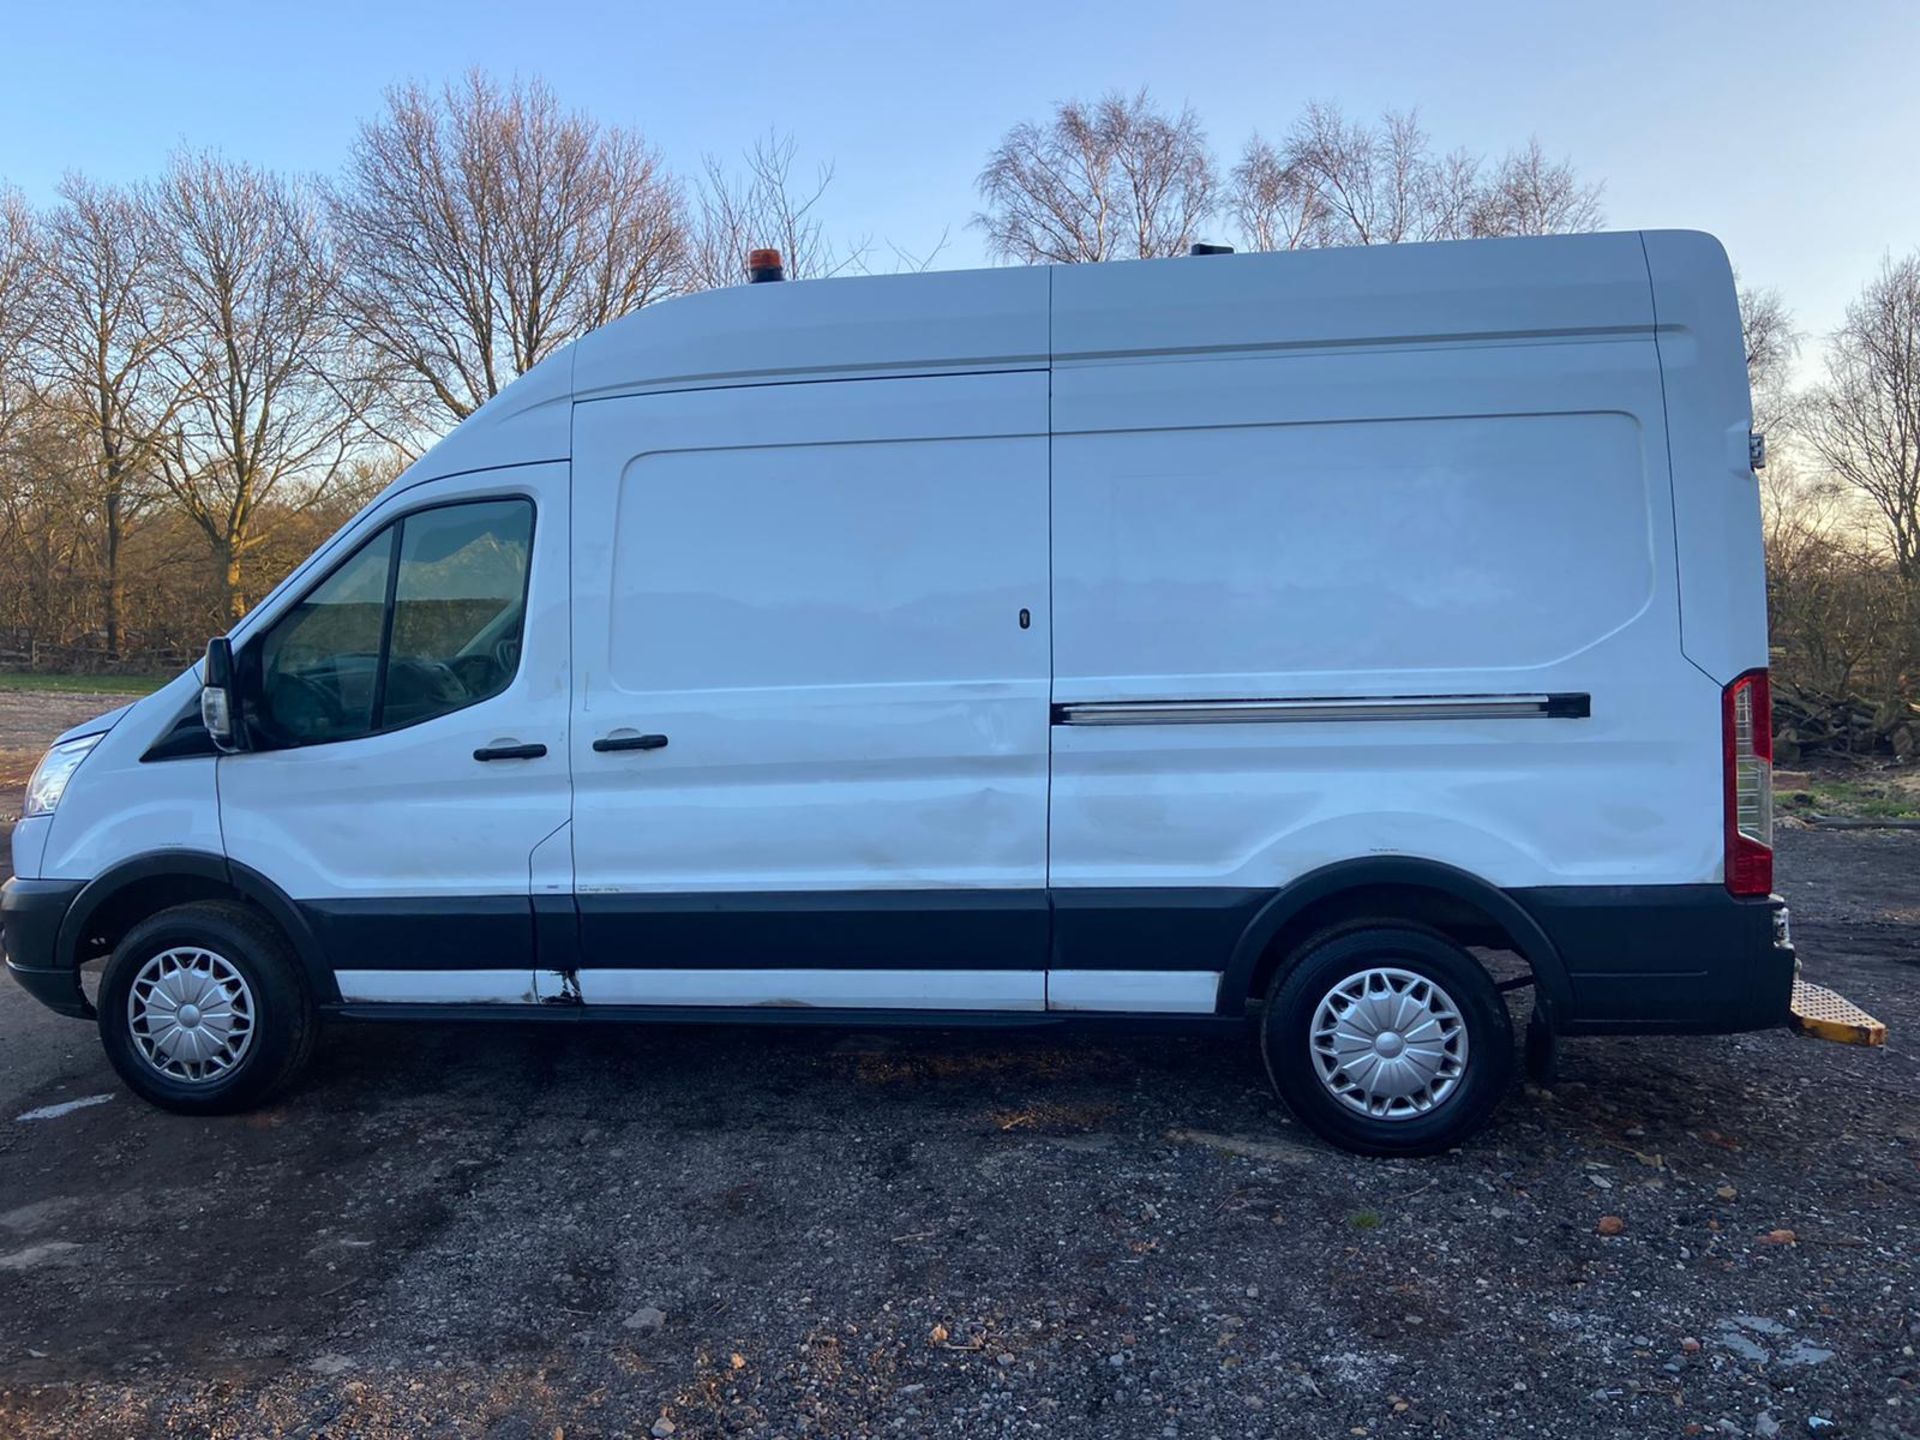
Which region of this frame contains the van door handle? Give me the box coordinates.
[473,742,548,761]
[593,733,669,753]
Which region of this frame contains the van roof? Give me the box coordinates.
[576,228,1673,395]
[405,229,1724,485]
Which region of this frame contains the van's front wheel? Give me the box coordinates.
[1262,926,1513,1156]
[98,901,316,1115]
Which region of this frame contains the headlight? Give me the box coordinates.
[23,734,103,818]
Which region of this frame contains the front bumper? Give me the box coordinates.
[1,877,90,1018]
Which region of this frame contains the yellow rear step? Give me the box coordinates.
[1789,979,1887,1047]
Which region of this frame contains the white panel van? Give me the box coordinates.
[3,232,1880,1155]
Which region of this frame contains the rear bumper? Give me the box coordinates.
[1512,884,1794,1035]
[1,877,91,1019]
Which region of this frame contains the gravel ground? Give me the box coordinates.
[0,689,1915,1439]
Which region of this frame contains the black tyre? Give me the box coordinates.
[97,900,316,1115]
[1261,925,1513,1156]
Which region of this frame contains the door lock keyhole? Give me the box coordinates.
[1018,608,1031,630]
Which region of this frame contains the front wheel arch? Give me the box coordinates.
[54,852,336,1004]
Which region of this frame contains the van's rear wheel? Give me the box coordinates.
[98,901,316,1115]
[1262,926,1512,1156]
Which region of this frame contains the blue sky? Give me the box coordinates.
[4,0,1916,375]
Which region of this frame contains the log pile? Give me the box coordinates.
[1772,681,1920,763]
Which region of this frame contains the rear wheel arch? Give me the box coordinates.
[1225,857,1571,1019]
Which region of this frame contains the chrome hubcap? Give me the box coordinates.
[1310,966,1469,1120]
[127,948,256,1083]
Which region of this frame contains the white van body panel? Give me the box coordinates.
[569,371,1051,902]
[1643,230,1769,685]
[37,669,221,880]
[1047,329,1719,891]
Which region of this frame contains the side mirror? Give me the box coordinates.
[201,636,247,753]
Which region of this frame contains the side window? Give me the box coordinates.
[255,527,395,745]
[253,498,533,748]
[384,501,534,728]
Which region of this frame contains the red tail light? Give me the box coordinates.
[1722,669,1773,896]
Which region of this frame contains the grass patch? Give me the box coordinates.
[1777,774,1920,822]
[0,671,170,696]
[1348,1209,1383,1232]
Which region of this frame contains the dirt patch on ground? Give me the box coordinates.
[0,691,133,823]
[0,687,1916,1438]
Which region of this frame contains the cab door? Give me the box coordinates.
[568,372,1052,1008]
[217,464,572,1004]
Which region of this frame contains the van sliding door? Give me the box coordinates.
[567,372,1052,1009]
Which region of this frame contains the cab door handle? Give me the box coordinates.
[593,733,669,753]
[473,742,548,761]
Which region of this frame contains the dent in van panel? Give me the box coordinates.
[1052,413,1654,686]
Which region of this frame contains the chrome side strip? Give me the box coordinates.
[575,968,1047,1011]
[334,970,536,1005]
[1052,694,1590,726]
[1046,969,1222,1014]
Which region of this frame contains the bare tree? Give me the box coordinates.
[0,186,38,441]
[0,408,95,653]
[681,132,852,289]
[1469,138,1605,238]
[976,90,1217,263]
[148,151,368,619]
[1738,279,1801,437]
[330,71,683,430]
[35,177,189,654]
[1229,103,1602,252]
[1228,136,1325,252]
[1808,254,1920,587]
[1762,452,1914,711]
[1277,103,1476,246]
